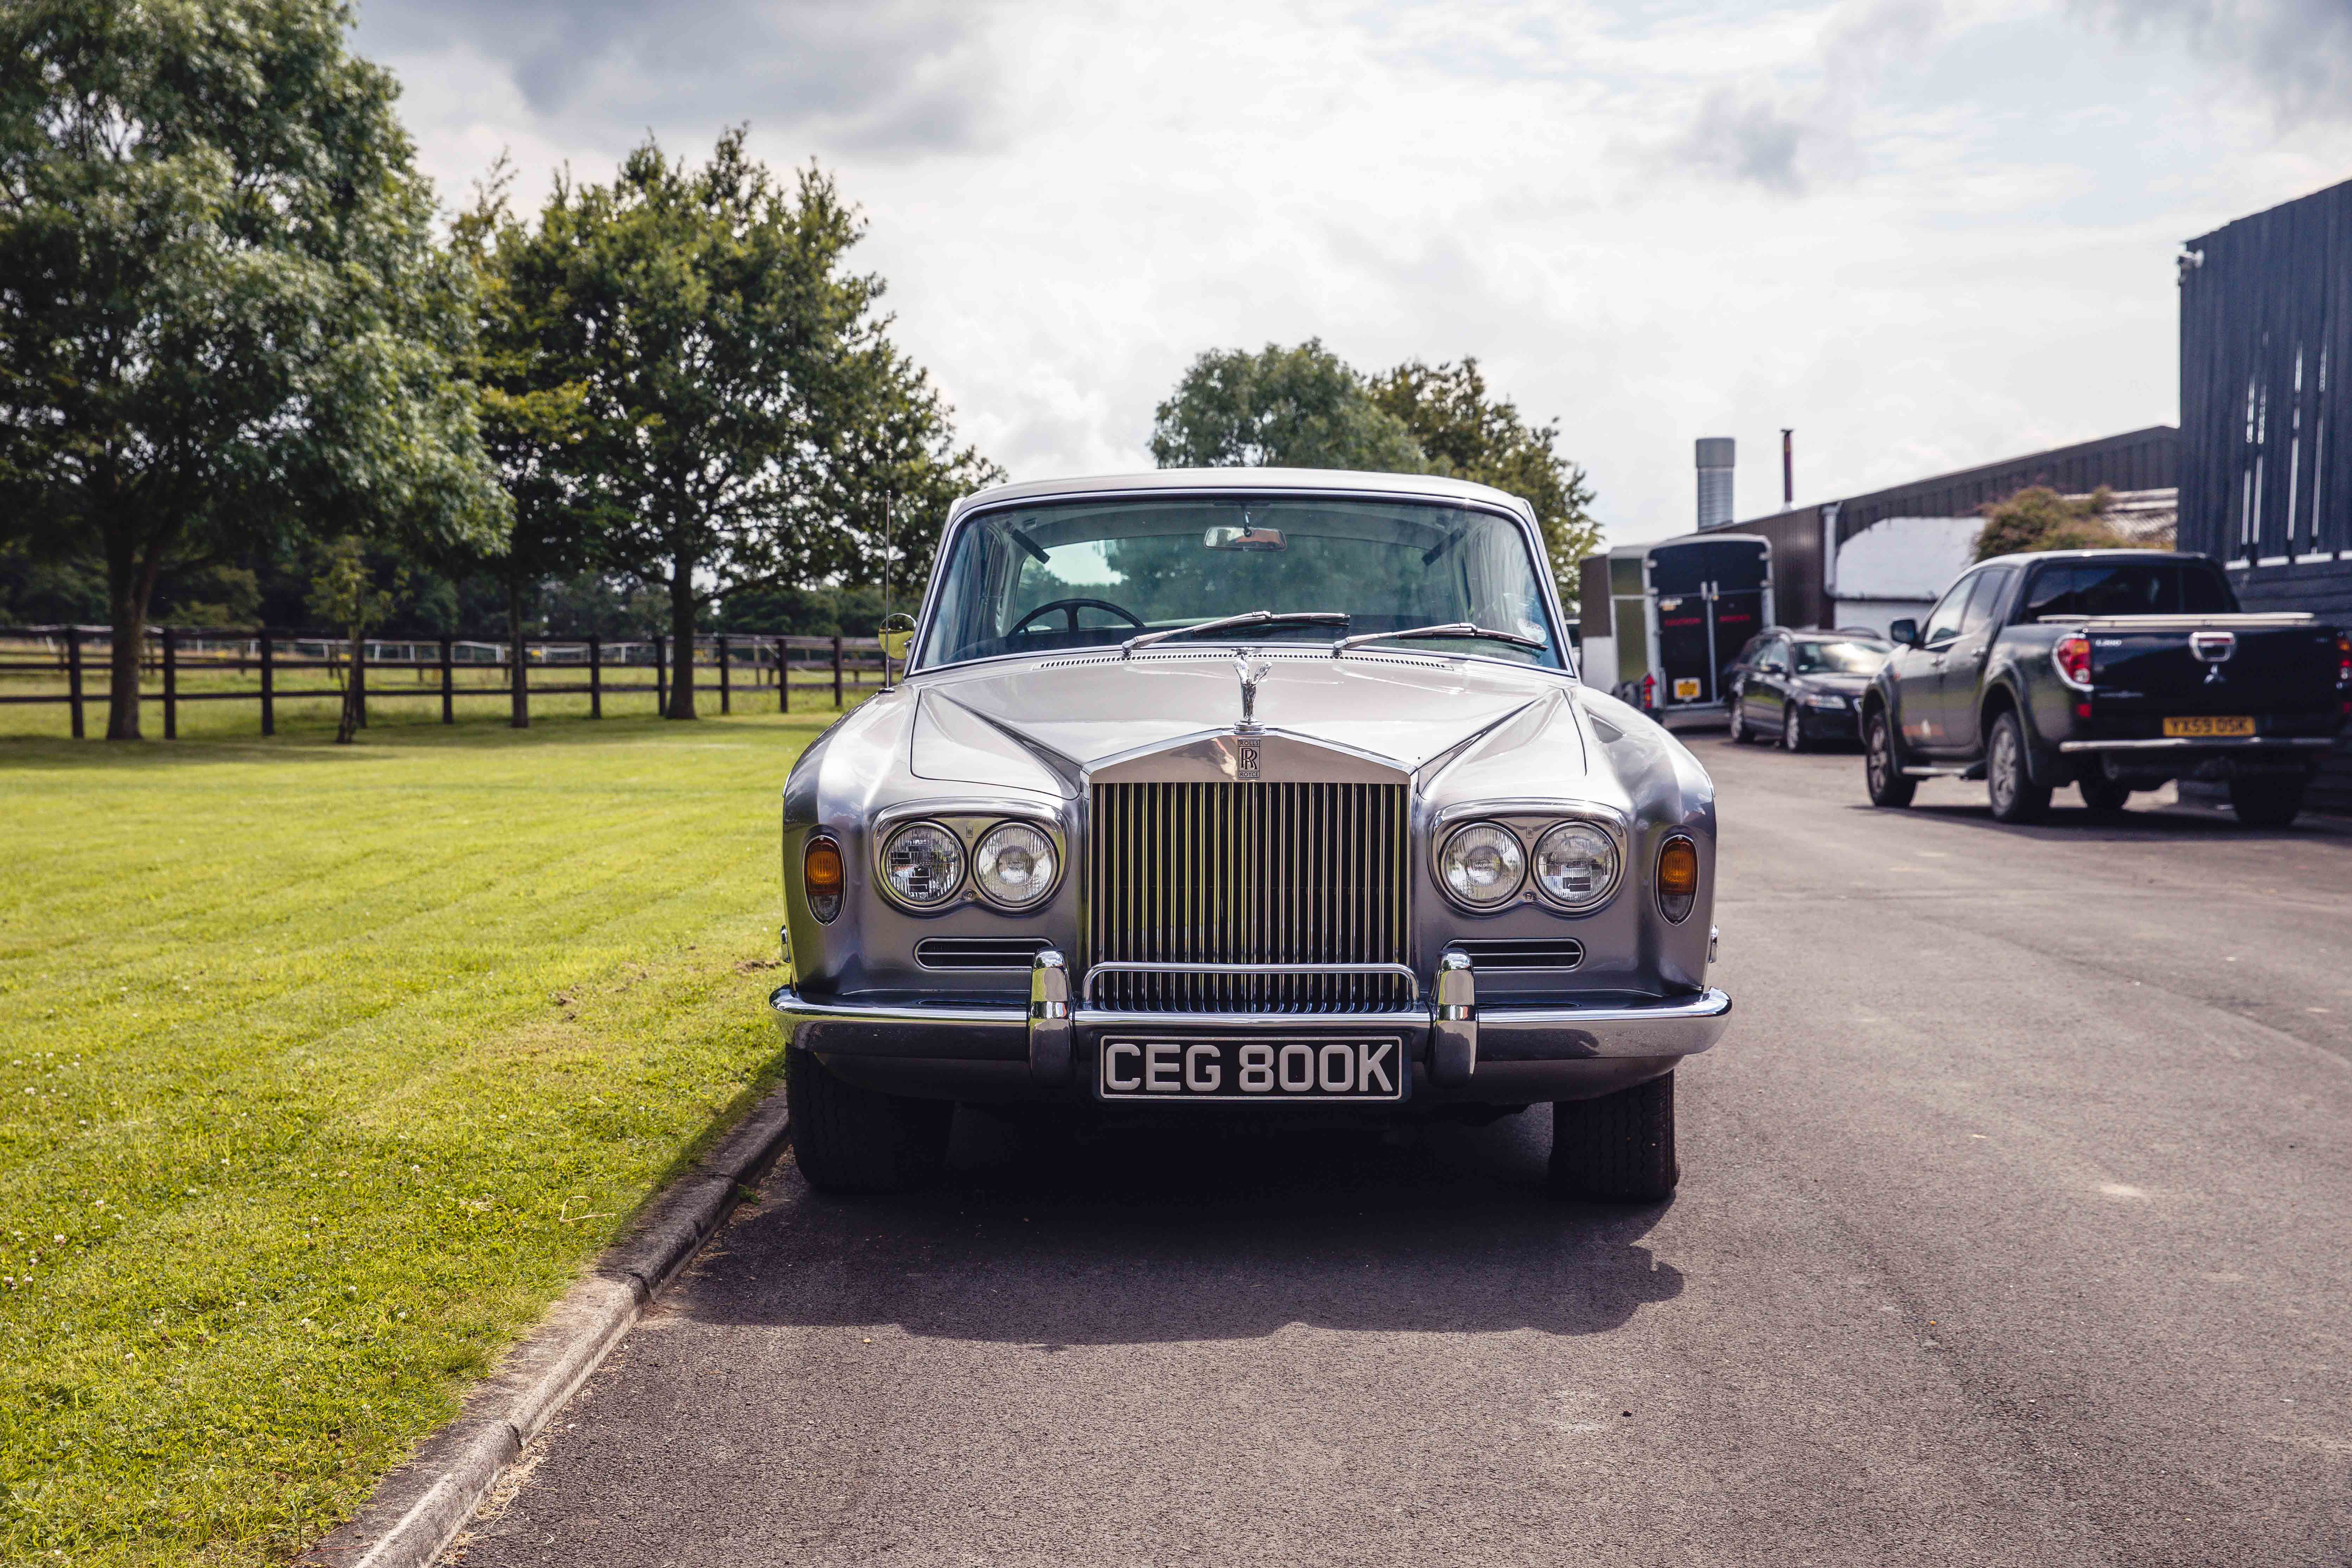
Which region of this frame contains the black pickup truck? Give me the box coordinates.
[1861,550,2350,826]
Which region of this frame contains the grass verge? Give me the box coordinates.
[0,708,843,1564]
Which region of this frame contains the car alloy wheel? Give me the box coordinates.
[1865,710,1916,808]
[1727,696,1746,743]
[1986,711,2050,824]
[1782,705,1803,752]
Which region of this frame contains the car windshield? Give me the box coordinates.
[913,495,1563,670]
[1792,639,1891,674]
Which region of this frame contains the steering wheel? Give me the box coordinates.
[1009,597,1147,636]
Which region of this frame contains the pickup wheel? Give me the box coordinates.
[2229,775,2307,828]
[786,1047,953,1194]
[1865,709,1916,807]
[1986,710,2051,824]
[1549,1073,1679,1203]
[2077,768,2133,814]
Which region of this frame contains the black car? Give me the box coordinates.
[1726,628,1894,750]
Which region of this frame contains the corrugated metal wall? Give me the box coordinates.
[2181,177,2352,814]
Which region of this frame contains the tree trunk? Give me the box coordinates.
[665,563,697,720]
[336,625,362,744]
[105,588,145,741]
[508,576,530,729]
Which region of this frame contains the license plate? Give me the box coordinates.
[2163,715,2254,737]
[1672,677,1702,701]
[1098,1037,1404,1102]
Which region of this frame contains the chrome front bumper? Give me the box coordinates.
[768,951,1732,1104]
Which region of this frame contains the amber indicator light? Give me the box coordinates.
[1657,837,1699,897]
[804,839,844,892]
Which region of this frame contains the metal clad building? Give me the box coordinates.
[2180,177,2352,812]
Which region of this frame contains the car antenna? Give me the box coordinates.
[882,490,894,689]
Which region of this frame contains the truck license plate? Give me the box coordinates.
[2163,715,2254,737]
[1098,1037,1404,1102]
[1672,677,1702,701]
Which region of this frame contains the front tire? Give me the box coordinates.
[1865,708,1916,807]
[1781,704,1806,752]
[1549,1073,1679,1203]
[2229,775,2307,828]
[1727,695,1749,744]
[1986,710,2050,824]
[786,1047,953,1194]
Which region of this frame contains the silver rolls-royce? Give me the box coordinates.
[771,469,1731,1199]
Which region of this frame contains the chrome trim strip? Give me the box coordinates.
[1081,960,1421,1007]
[2057,737,2337,752]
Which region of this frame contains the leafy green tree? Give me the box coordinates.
[1974,486,2129,561]
[1369,359,1601,607]
[1150,340,1429,473]
[452,160,610,726]
[0,0,507,739]
[488,129,996,719]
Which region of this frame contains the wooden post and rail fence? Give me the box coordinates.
[0,627,893,739]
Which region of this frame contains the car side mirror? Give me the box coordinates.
[1887,618,1919,648]
[877,612,916,665]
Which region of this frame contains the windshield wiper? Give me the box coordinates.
[1330,622,1546,655]
[1120,609,1349,657]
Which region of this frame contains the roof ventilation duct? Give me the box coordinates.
[1696,437,1736,530]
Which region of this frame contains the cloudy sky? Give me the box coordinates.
[354,0,2352,545]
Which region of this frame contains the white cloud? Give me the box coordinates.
[358,0,2352,547]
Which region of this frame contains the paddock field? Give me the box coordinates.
[0,708,849,1564]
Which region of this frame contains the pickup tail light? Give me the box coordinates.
[1641,672,1657,712]
[2052,633,2094,691]
[2336,632,2350,687]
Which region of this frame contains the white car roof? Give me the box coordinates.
[946,467,1539,525]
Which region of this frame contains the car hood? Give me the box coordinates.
[903,650,1591,796]
[1791,671,1874,695]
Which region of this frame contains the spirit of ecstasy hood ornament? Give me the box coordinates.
[1234,649,1272,732]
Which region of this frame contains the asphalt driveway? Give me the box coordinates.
[450,735,2352,1567]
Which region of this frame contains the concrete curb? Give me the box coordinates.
[298,1087,794,1568]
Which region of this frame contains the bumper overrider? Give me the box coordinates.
[768,950,1732,1105]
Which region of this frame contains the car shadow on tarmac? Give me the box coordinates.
[1881,799,2342,843]
[684,1109,1684,1345]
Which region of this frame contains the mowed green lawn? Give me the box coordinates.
[0,704,844,1564]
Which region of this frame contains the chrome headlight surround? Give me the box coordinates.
[1437,822,1526,909]
[878,820,966,910]
[1429,802,1630,917]
[869,802,1068,916]
[972,820,1059,910]
[1528,820,1620,912]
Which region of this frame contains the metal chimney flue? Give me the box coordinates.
[1695,437,1735,530]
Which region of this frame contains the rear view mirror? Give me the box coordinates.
[877,612,916,664]
[1887,618,1919,648]
[1204,525,1286,551]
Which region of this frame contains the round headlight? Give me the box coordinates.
[1532,821,1618,910]
[973,821,1057,909]
[881,821,964,908]
[1439,822,1525,909]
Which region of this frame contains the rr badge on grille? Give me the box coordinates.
[1235,741,1260,780]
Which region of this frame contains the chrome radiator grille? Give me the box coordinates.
[1086,781,1411,1012]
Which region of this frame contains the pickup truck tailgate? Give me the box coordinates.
[2088,618,2343,728]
